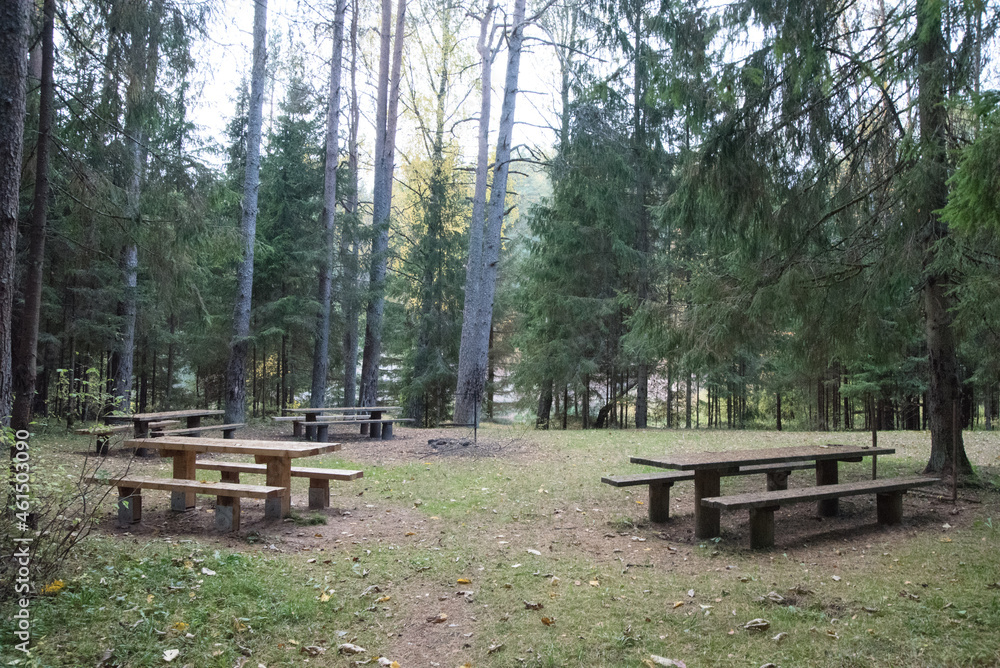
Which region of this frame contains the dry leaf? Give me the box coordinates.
[524,601,544,610]
[541,617,555,626]
[590,580,600,587]
[772,632,787,644]
[457,578,471,584]
[687,589,695,597]
[487,643,505,654]
[337,643,367,655]
[672,601,684,609]
[427,613,448,624]
[319,593,331,602]
[405,532,416,536]
[743,618,770,632]
[527,549,542,555]
[831,575,841,582]
[300,646,325,656]
[649,656,687,667]
[766,591,785,603]
[376,596,391,603]
[162,649,180,662]
[826,630,840,640]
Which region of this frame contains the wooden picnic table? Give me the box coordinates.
[631,444,895,539]
[126,409,226,437]
[125,436,343,519]
[283,406,401,440]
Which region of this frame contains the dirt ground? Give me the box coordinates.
[84,425,992,667]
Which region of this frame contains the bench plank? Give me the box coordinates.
[700,476,939,510]
[194,461,363,509]
[156,423,246,438]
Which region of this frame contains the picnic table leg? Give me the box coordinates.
[648,481,672,523]
[184,415,203,438]
[305,415,317,441]
[293,420,302,438]
[215,496,241,531]
[258,455,292,519]
[381,421,393,439]
[170,450,197,512]
[749,506,779,549]
[694,470,721,539]
[117,486,142,527]
[133,419,151,457]
[816,460,839,516]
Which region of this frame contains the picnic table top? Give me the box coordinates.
[285,406,400,414]
[630,444,895,471]
[125,436,342,458]
[128,409,226,421]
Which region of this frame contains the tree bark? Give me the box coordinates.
[915,0,971,476]
[224,0,268,424]
[454,0,524,425]
[310,0,346,409]
[10,0,53,432]
[341,0,361,407]
[0,0,28,431]
[359,0,406,407]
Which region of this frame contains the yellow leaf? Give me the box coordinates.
[589,580,599,587]
[672,601,684,609]
[405,532,416,536]
[183,561,193,570]
[319,593,331,602]
[146,594,155,604]
[940,538,953,543]
[376,596,391,603]
[41,580,65,595]
[636,500,644,505]
[457,578,472,584]
[170,622,188,632]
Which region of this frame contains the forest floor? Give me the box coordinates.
[6,423,1000,667]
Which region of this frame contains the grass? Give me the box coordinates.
[3,426,1000,666]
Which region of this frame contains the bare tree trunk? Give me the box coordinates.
[224,0,268,424]
[915,0,971,476]
[359,0,406,407]
[453,0,497,425]
[341,0,361,407]
[310,0,346,409]
[0,0,28,431]
[454,0,525,424]
[10,0,53,432]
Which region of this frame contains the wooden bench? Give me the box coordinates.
[602,462,815,522]
[73,424,132,455]
[274,416,414,440]
[88,475,285,531]
[147,419,181,430]
[153,423,246,439]
[700,476,940,549]
[194,461,363,509]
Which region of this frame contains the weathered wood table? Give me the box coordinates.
[125,436,343,519]
[630,444,895,539]
[283,406,402,440]
[127,409,226,438]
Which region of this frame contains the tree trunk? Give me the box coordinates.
[536,379,553,429]
[454,0,525,425]
[0,0,28,432]
[224,0,268,424]
[310,0,346,409]
[10,0,53,432]
[915,0,971,476]
[453,0,497,425]
[360,0,406,407]
[341,0,361,407]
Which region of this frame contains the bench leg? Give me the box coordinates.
[816,460,839,517]
[648,481,672,523]
[694,470,721,539]
[293,421,302,438]
[259,456,291,519]
[360,423,369,435]
[96,435,110,456]
[117,487,142,527]
[304,424,317,441]
[316,424,329,443]
[215,496,241,531]
[381,422,393,440]
[749,506,779,549]
[171,452,197,512]
[309,479,330,509]
[223,428,236,439]
[220,471,241,484]
[766,470,790,491]
[876,491,904,525]
[369,421,382,439]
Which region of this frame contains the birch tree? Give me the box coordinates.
[310,0,347,408]
[359,0,406,407]
[224,0,268,424]
[453,0,526,425]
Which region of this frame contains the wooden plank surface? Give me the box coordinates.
[700,476,939,510]
[602,472,694,487]
[631,445,895,470]
[195,461,364,480]
[125,436,343,457]
[130,409,225,420]
[285,406,400,414]
[87,476,285,498]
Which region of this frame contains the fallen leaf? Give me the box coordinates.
[427,613,448,624]
[743,618,770,632]
[672,601,684,609]
[766,591,785,603]
[337,643,367,655]
[831,575,841,582]
[649,656,687,667]
[527,549,542,556]
[319,593,331,602]
[826,630,840,640]
[590,580,600,587]
[405,532,416,536]
[201,568,216,576]
[300,646,325,656]
[457,578,472,584]
[487,643,505,654]
[772,632,787,644]
[162,649,180,662]
[376,596,391,603]
[687,589,695,598]
[541,617,555,626]
[524,601,544,610]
